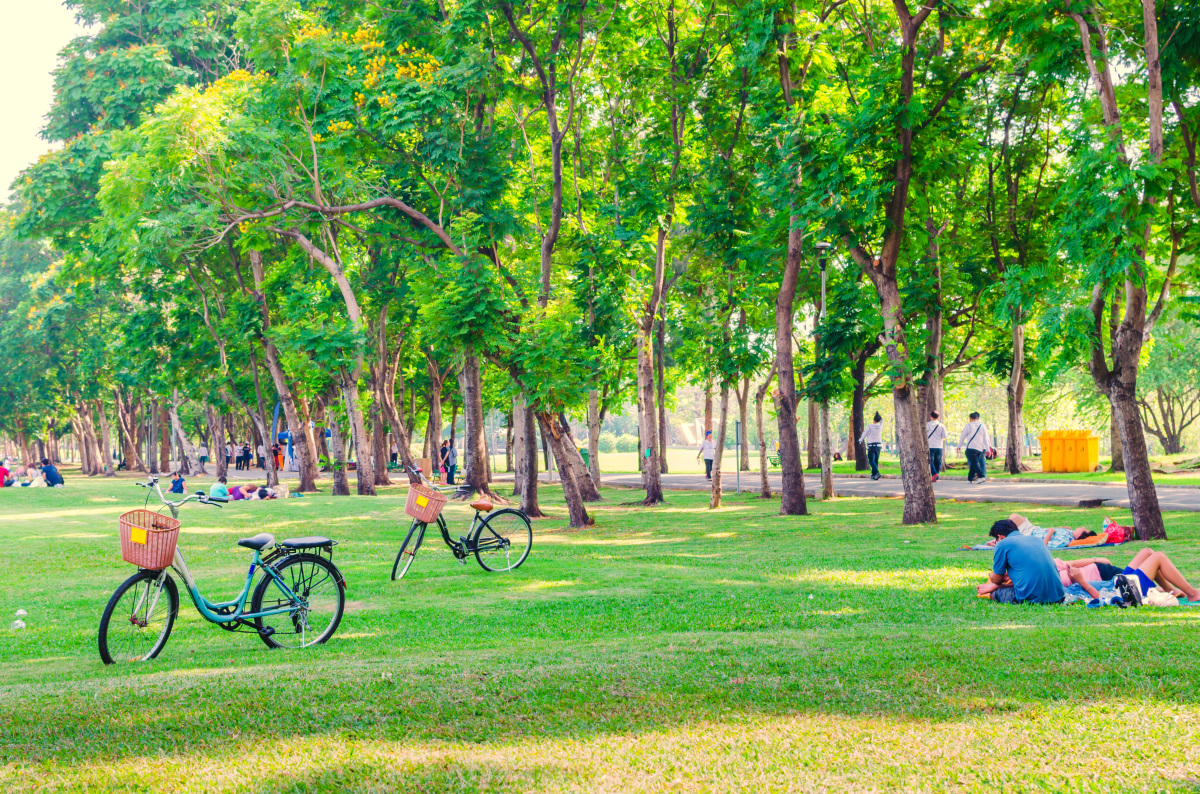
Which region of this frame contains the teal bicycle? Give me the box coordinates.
[98,476,346,664]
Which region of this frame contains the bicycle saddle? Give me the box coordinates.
[470,499,493,513]
[280,536,333,549]
[237,533,276,551]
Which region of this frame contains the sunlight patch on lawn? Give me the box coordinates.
[538,536,684,547]
[782,566,978,591]
[5,506,125,522]
[37,703,1200,792]
[704,532,737,538]
[511,579,580,592]
[56,532,109,539]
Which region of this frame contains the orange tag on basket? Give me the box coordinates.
[416,495,429,508]
[130,527,147,545]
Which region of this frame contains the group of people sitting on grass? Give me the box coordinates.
[0,458,64,488]
[166,473,285,501]
[208,476,285,501]
[976,513,1199,607]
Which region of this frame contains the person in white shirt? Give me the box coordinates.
[957,411,991,483]
[225,443,233,466]
[926,411,947,482]
[859,412,885,480]
[697,430,715,481]
[257,443,266,470]
[197,444,208,465]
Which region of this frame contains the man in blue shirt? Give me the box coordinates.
[983,519,1065,604]
[40,458,64,487]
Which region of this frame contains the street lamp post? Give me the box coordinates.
[815,241,834,501]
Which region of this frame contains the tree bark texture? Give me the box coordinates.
[1005,320,1028,474]
[775,222,808,516]
[636,329,664,504]
[461,347,503,500]
[535,411,592,528]
[324,408,350,496]
[755,362,777,498]
[710,382,731,509]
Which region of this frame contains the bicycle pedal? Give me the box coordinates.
[258,626,276,638]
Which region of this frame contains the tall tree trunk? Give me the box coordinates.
[737,376,751,471]
[710,382,731,509]
[159,406,170,473]
[536,411,593,528]
[247,251,318,492]
[755,363,776,498]
[423,358,445,461]
[819,400,834,499]
[849,350,869,468]
[704,378,713,434]
[870,279,938,524]
[339,371,375,496]
[506,409,515,473]
[775,220,808,516]
[460,346,503,500]
[207,406,228,480]
[324,408,350,496]
[147,401,160,474]
[1005,318,1028,474]
[168,390,205,477]
[557,413,601,501]
[636,328,664,504]
[806,400,819,469]
[586,391,601,487]
[94,399,117,477]
[656,316,669,474]
[1109,407,1125,472]
[513,393,544,517]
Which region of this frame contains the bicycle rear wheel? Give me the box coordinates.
[251,554,345,649]
[392,520,426,581]
[98,570,179,664]
[472,508,532,572]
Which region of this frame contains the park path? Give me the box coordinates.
[496,470,1200,512]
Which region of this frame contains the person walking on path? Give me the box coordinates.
[859,412,885,480]
[225,442,233,467]
[926,411,947,482]
[958,412,991,483]
[697,431,716,481]
[446,441,458,485]
[197,444,209,466]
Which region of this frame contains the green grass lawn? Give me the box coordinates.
[2,472,1200,791]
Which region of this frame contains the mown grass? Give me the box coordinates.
[1,471,1199,792]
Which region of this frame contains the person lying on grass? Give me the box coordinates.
[975,519,1065,604]
[979,512,1097,549]
[978,546,1200,604]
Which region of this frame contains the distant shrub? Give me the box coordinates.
[615,434,639,453]
[597,432,617,453]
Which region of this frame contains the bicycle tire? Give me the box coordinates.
[98,570,179,665]
[251,554,345,650]
[391,520,426,581]
[472,508,532,572]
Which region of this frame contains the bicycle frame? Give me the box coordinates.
[139,477,303,624]
[169,545,300,624]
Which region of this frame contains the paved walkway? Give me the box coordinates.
[498,471,1200,511]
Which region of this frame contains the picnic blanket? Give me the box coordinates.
[958,539,1131,552]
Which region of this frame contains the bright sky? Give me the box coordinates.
[0,0,89,203]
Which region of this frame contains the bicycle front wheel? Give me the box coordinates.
[473,508,532,572]
[392,520,426,581]
[98,570,179,664]
[251,554,345,650]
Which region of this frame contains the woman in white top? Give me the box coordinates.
[697,431,715,481]
[859,412,885,480]
[926,410,947,481]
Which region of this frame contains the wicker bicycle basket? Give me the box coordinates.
[404,483,448,523]
[119,510,182,570]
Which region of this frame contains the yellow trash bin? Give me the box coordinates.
[1039,431,1065,472]
[1080,431,1100,472]
[1039,430,1099,472]
[1063,434,1078,472]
